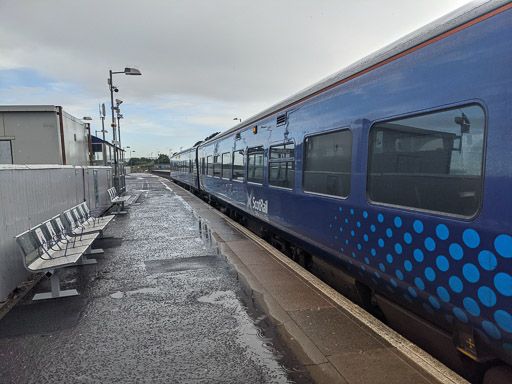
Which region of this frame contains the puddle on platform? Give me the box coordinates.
[145,256,220,274]
[110,287,161,299]
[110,291,124,299]
[198,290,292,383]
[142,215,308,382]
[126,287,161,296]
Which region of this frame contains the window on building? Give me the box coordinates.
[269,143,295,189]
[232,150,245,181]
[303,129,352,198]
[247,147,264,184]
[221,152,231,179]
[207,155,213,176]
[213,155,221,177]
[367,104,485,216]
[0,140,12,164]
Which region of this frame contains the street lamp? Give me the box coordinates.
[115,98,123,151]
[233,117,242,123]
[98,103,108,165]
[108,67,142,191]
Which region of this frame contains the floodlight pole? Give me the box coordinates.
[109,70,120,176]
[108,67,141,192]
[99,103,107,165]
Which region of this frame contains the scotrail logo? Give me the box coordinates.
[246,191,268,215]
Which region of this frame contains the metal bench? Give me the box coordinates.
[15,217,103,301]
[69,205,113,233]
[61,204,113,240]
[108,187,130,215]
[80,202,114,227]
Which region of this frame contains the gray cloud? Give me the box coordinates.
[0,0,473,155]
[0,0,472,103]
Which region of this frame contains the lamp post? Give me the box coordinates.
[99,103,107,165]
[115,99,123,151]
[108,67,141,192]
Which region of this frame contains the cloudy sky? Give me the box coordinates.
[0,0,473,158]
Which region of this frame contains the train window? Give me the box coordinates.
[221,152,231,179]
[207,155,213,176]
[213,155,221,177]
[232,150,245,181]
[201,157,205,175]
[367,104,485,216]
[247,146,264,184]
[303,129,352,198]
[269,143,295,189]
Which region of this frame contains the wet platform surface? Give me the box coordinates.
[0,173,466,383]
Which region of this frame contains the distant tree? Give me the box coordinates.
[156,154,169,164]
[127,157,152,167]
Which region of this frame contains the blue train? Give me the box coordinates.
[169,1,512,381]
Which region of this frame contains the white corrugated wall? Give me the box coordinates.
[0,165,112,300]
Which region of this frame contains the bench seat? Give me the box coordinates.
[108,187,130,214]
[15,201,115,301]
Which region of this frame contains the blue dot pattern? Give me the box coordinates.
[329,206,512,360]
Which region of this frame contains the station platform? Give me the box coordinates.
[0,173,467,383]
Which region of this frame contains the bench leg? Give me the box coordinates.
[98,229,114,240]
[32,270,79,301]
[111,202,127,215]
[77,254,98,265]
[86,248,104,255]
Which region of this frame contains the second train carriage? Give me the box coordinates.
[170,147,198,190]
[169,1,512,379]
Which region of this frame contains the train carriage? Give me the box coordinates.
[170,147,198,190]
[170,1,512,380]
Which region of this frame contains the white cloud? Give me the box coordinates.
[0,0,475,155]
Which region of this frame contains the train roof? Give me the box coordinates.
[202,0,510,146]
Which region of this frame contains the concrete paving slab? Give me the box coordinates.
[248,265,334,311]
[288,307,390,355]
[224,238,265,254]
[276,318,329,366]
[214,231,248,242]
[328,347,437,384]
[273,290,333,312]
[225,247,278,266]
[307,362,349,384]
